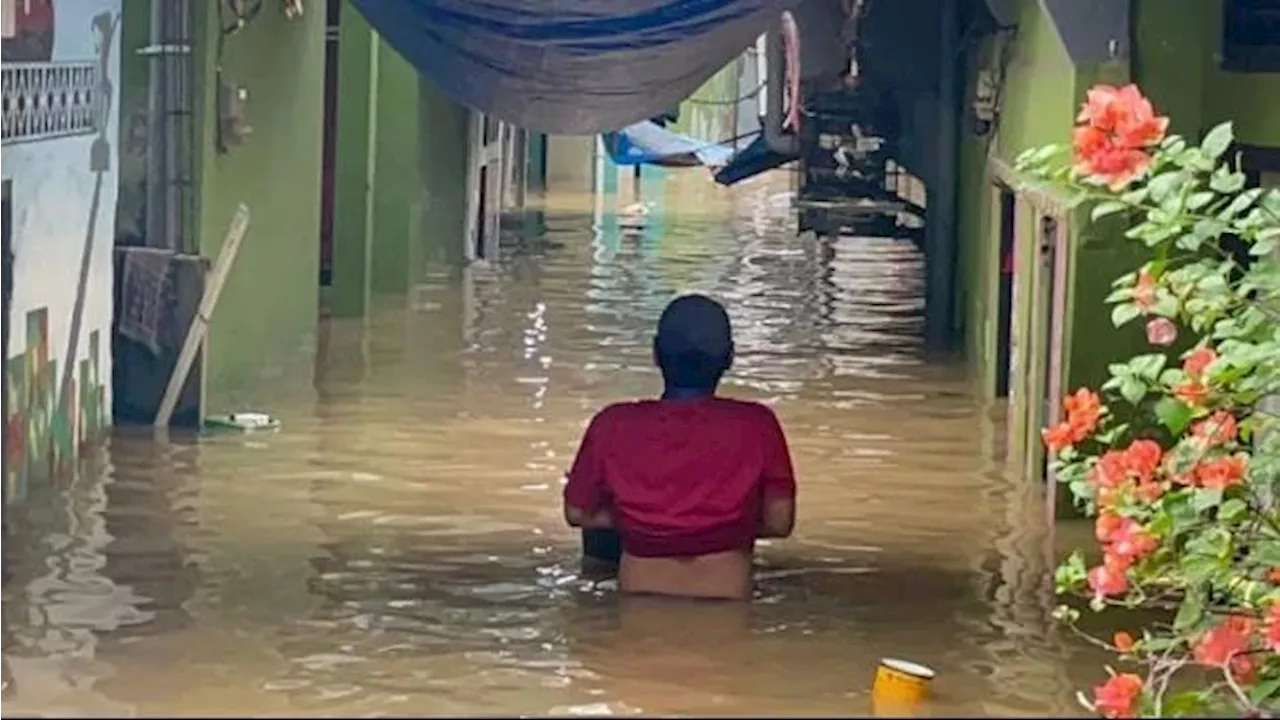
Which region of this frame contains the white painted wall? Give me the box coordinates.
[2,0,121,480]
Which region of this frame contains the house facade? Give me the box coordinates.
[953,0,1280,491]
[3,0,121,507]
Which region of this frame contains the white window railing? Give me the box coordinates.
[2,61,100,145]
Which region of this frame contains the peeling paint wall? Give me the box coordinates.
[2,0,120,505]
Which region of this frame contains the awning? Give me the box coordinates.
[602,122,738,168]
[348,0,798,135]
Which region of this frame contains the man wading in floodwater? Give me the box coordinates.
[563,294,798,600]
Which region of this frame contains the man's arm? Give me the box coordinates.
[758,497,795,538]
[757,406,797,539]
[563,413,612,528]
[565,505,615,529]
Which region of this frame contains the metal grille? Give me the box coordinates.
[1,62,100,144]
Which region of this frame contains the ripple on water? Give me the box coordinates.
[2,172,1093,717]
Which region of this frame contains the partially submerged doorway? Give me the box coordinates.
[994,184,1015,398]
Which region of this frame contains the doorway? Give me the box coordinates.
[994,185,1015,398]
[1037,214,1063,483]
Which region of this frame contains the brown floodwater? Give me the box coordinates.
[2,171,1104,717]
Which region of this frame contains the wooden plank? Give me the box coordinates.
[154,204,250,429]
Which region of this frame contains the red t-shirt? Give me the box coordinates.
[563,397,797,558]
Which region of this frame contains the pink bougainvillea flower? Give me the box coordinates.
[1145,317,1177,346]
[1194,454,1248,490]
[1122,440,1162,484]
[1088,556,1131,598]
[1093,672,1143,719]
[1183,347,1218,380]
[1194,615,1257,681]
[1072,85,1169,190]
[1191,410,1237,446]
[1112,631,1136,653]
[1173,380,1210,408]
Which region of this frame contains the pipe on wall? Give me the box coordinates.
[143,0,194,251]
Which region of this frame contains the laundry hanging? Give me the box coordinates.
[347,0,799,135]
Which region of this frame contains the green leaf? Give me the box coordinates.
[1120,187,1148,205]
[1130,353,1168,379]
[1163,690,1210,717]
[1247,540,1280,567]
[1111,302,1142,328]
[1210,166,1246,194]
[1218,497,1248,522]
[1120,377,1146,406]
[1090,200,1128,222]
[1055,551,1088,593]
[1173,590,1205,631]
[1193,487,1224,512]
[1218,187,1263,220]
[1186,191,1215,210]
[1250,677,1280,705]
[1250,235,1277,257]
[1200,121,1233,160]
[1154,397,1194,435]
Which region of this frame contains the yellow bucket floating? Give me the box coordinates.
[871,658,935,716]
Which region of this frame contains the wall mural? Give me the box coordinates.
[2,0,119,507]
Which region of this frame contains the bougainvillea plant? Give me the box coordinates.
[1016,84,1280,717]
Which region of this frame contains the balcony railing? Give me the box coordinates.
[1,61,100,145]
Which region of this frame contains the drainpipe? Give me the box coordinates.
[142,0,192,251]
[763,28,798,156]
[923,0,960,351]
[143,0,168,249]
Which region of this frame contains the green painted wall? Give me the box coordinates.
[330,5,471,314]
[115,0,330,410]
[953,0,1148,485]
[192,3,327,409]
[415,77,472,272]
[956,0,1079,395]
[116,0,150,245]
[1136,0,1280,147]
[330,8,378,318]
[369,41,423,295]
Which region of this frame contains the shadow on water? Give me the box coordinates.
[3,172,1103,716]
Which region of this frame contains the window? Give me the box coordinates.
[1222,0,1280,72]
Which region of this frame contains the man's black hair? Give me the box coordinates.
[653,294,734,391]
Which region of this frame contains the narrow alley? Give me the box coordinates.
[2,173,1096,716]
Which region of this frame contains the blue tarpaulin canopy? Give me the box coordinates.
[348,0,796,135]
[602,122,739,168]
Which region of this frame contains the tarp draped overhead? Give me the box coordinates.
[347,0,798,135]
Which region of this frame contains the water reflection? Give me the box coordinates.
[3,171,1096,716]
